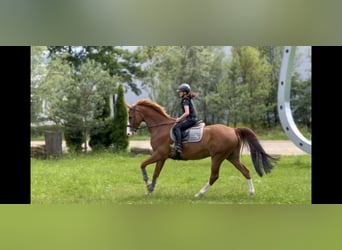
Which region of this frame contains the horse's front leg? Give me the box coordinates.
[140,152,164,194]
[146,159,166,194]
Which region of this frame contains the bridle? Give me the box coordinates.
[128,105,176,132]
[127,105,143,133]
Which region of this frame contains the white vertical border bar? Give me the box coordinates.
[277,46,311,154]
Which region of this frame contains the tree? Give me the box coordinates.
[88,95,112,151]
[138,46,226,123]
[256,46,283,128]
[216,46,272,129]
[112,83,129,152]
[237,46,272,129]
[291,73,312,130]
[291,47,312,130]
[31,46,48,123]
[213,52,242,127]
[37,53,74,124]
[39,56,115,153]
[47,46,146,95]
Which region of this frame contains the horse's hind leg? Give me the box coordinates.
[195,156,224,198]
[227,154,255,195]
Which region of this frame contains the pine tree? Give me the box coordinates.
[112,84,129,152]
[89,96,112,151]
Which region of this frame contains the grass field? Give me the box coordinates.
[31,152,311,204]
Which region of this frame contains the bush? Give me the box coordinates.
[64,125,83,153]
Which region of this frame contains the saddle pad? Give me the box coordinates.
[170,123,205,143]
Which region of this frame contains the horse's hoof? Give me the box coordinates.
[146,189,154,194]
[146,183,154,193]
[194,193,203,198]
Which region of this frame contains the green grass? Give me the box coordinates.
[31,152,311,204]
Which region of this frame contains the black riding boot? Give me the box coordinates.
[175,142,182,153]
[173,127,182,153]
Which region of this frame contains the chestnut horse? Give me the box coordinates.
[127,99,277,198]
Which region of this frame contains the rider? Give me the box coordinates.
[172,83,198,154]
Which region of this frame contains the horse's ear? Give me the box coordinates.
[126,102,132,109]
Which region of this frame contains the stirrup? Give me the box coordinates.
[175,144,182,153]
[170,143,182,153]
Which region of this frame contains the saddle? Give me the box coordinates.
[170,120,205,143]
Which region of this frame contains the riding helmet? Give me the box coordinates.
[177,83,191,93]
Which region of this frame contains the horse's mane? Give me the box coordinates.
[136,99,171,118]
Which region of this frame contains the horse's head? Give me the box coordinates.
[127,103,144,137]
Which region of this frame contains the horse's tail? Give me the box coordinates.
[235,127,278,177]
